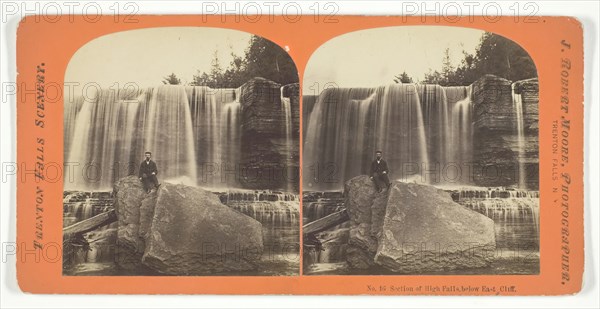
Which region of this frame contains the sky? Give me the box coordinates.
[65,26,485,98]
[65,27,253,99]
[303,26,485,95]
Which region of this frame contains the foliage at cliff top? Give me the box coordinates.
[163,35,298,88]
[396,32,537,86]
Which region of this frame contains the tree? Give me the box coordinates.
[421,32,537,86]
[393,71,413,84]
[221,52,247,87]
[244,35,298,85]
[472,32,537,82]
[441,48,455,84]
[162,73,181,85]
[422,69,443,85]
[190,71,211,87]
[189,35,298,88]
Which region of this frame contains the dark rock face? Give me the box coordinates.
[471,75,539,189]
[239,78,299,192]
[343,175,496,273]
[514,78,540,189]
[113,176,263,274]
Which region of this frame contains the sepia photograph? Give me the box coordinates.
[302,26,540,275]
[10,8,591,299]
[62,27,300,276]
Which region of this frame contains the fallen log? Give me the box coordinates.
[303,208,349,235]
[63,209,117,239]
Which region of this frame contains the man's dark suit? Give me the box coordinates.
[371,159,391,191]
[139,160,159,192]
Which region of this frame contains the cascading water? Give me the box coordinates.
[303,79,538,275]
[63,188,301,274]
[185,87,242,188]
[301,95,318,139]
[512,84,527,189]
[281,87,294,192]
[448,86,473,167]
[65,85,250,191]
[223,190,300,250]
[303,84,472,191]
[65,86,198,190]
[455,188,540,253]
[64,83,299,275]
[63,191,116,269]
[303,187,540,268]
[64,96,84,154]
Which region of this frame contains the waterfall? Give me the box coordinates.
[64,96,84,154]
[220,189,300,252]
[281,87,294,191]
[185,86,242,188]
[302,95,318,140]
[303,87,374,191]
[303,191,345,223]
[448,86,473,167]
[65,85,251,191]
[65,86,197,190]
[63,191,114,226]
[303,84,472,191]
[512,84,527,189]
[377,85,430,179]
[219,92,241,186]
[63,191,116,266]
[456,189,540,251]
[143,86,198,186]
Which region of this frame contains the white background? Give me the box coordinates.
[1,1,598,308]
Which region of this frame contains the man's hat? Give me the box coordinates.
[375,150,382,154]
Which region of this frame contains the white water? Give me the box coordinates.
[512,84,527,189]
[303,84,472,191]
[64,85,252,191]
[280,87,294,192]
[65,86,197,190]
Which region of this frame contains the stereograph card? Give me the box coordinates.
[14,14,584,295]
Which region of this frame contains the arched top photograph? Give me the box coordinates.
[62,27,301,277]
[302,25,540,277]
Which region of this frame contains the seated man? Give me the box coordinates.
[370,150,391,193]
[139,151,160,193]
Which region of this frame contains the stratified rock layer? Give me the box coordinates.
[472,75,539,189]
[239,78,300,192]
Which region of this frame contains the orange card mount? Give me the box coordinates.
[16,15,583,295]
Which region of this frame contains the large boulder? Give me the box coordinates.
[142,183,263,274]
[374,182,496,273]
[113,176,153,269]
[343,175,496,273]
[112,176,264,274]
[343,175,386,268]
